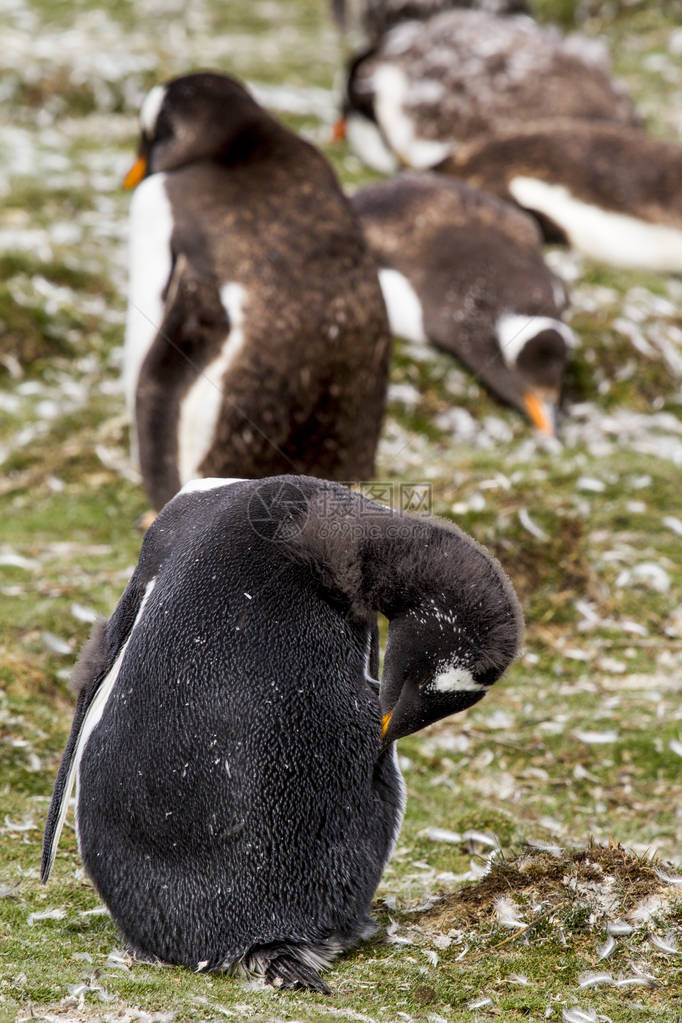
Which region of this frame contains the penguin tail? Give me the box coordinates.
[240,941,336,994]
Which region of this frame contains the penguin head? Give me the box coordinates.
[124,72,269,186]
[283,483,523,749]
[440,219,573,436]
[494,313,575,435]
[344,49,377,123]
[387,203,574,437]
[377,525,523,749]
[337,51,400,174]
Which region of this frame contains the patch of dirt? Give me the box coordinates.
[419,842,680,934]
[0,299,67,369]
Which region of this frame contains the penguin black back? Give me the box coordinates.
[42,476,522,990]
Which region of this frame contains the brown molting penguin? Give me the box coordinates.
[123,72,391,511]
[340,9,637,174]
[352,173,574,434]
[438,120,682,273]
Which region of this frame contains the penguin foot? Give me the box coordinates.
[241,941,334,994]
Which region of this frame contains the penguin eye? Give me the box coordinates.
[476,665,501,687]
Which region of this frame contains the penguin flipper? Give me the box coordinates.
[158,253,230,355]
[41,580,151,883]
[41,622,115,883]
[41,687,100,882]
[242,942,332,994]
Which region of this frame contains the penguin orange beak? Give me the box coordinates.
[523,392,556,436]
[381,711,392,738]
[332,118,347,142]
[123,155,147,189]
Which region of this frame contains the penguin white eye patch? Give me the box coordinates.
[140,85,167,135]
[432,665,484,693]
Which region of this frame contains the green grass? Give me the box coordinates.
[1,0,681,1020]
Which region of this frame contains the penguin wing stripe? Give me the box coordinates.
[41,580,156,882]
[176,281,247,485]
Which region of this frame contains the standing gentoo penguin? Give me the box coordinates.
[439,120,682,273]
[123,73,391,511]
[352,174,574,434]
[339,9,637,173]
[42,475,522,992]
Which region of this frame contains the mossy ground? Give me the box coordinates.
[1,0,681,1020]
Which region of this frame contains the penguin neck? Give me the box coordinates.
[286,489,508,631]
[357,516,457,620]
[214,112,292,169]
[345,46,380,120]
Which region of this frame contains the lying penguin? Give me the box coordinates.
[42,475,522,992]
[439,120,682,273]
[340,8,637,174]
[352,174,574,434]
[123,73,391,510]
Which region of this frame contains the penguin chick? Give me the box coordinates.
[352,173,574,434]
[123,72,391,510]
[440,120,682,273]
[341,9,638,173]
[42,475,522,991]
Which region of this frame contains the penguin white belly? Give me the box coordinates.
[372,65,451,169]
[176,283,248,485]
[509,176,682,273]
[378,268,428,345]
[124,175,173,413]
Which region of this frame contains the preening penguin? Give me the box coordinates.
[123,73,391,510]
[42,475,522,992]
[440,120,682,273]
[339,9,637,173]
[352,174,574,434]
